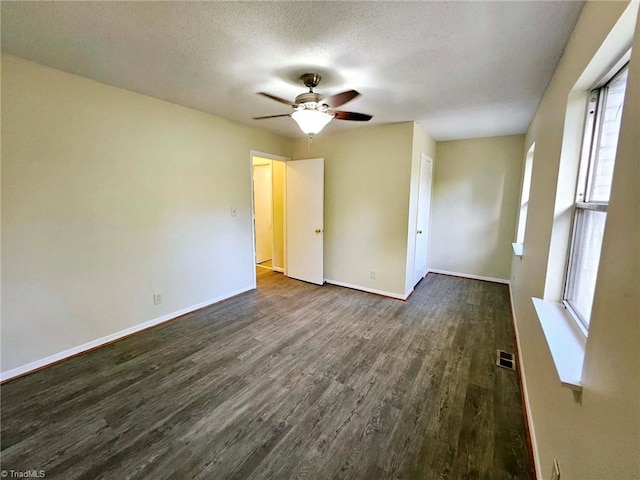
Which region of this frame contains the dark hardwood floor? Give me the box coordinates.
[1,271,532,479]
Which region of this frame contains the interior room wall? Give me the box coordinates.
[1,55,292,375]
[509,2,639,479]
[291,122,416,297]
[430,135,525,281]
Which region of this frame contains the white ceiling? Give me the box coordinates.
[1,1,584,141]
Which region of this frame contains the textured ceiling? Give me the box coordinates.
[1,1,584,141]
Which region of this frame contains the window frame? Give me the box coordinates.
[515,144,535,246]
[563,61,630,333]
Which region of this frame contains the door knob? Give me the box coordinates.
[417,230,423,234]
[315,229,323,233]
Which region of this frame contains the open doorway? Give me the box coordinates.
[251,152,288,285]
[253,157,274,270]
[250,152,326,288]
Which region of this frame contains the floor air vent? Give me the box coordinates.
[496,350,516,371]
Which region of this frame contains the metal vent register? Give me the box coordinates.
[496,350,516,371]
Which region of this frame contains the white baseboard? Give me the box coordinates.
[0,285,254,383]
[272,266,284,273]
[324,279,408,300]
[509,285,541,479]
[427,269,510,285]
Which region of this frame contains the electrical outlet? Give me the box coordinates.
[153,293,162,305]
[551,459,560,480]
[370,270,376,280]
[230,206,238,217]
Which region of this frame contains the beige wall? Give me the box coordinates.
[1,55,291,372]
[430,135,525,281]
[291,122,417,297]
[510,2,639,479]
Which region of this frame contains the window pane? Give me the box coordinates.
[516,146,534,244]
[590,68,628,202]
[566,209,607,327]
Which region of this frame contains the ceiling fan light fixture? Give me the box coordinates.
[291,108,333,135]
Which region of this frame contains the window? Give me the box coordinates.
[516,144,535,245]
[564,63,629,331]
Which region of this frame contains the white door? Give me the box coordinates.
[413,155,433,286]
[253,164,273,264]
[286,158,324,285]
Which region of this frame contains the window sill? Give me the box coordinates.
[531,298,586,391]
[512,242,523,257]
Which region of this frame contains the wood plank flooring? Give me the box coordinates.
[0,271,532,479]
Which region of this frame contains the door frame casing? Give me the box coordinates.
[249,150,290,289]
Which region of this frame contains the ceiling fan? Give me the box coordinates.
[253,73,372,135]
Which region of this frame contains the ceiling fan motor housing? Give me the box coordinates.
[295,92,324,105]
[300,73,322,89]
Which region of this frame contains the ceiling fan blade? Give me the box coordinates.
[326,90,360,108]
[252,113,291,120]
[333,111,372,121]
[257,92,296,106]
